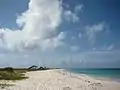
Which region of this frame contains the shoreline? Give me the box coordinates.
[1,69,120,90]
[65,69,120,82]
[88,75,120,83]
[58,69,119,82]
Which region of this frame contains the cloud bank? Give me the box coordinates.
[0,0,66,51]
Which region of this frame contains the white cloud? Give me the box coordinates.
[85,22,106,44]
[63,4,83,23]
[62,3,69,9]
[64,10,79,23]
[74,4,83,14]
[0,0,66,51]
[40,32,66,51]
[107,44,114,51]
[78,32,82,38]
[0,1,84,52]
[70,46,79,52]
[92,44,114,51]
[72,36,76,40]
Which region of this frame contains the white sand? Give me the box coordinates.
[1,69,120,90]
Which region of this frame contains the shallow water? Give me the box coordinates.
[67,68,120,81]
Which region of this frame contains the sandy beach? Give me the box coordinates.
[1,69,120,90]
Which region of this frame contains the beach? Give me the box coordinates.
[1,69,120,90]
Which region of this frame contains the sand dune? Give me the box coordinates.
[1,69,120,90]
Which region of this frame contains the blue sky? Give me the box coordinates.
[0,0,120,68]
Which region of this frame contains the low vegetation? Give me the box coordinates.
[0,67,28,80]
[0,66,51,89]
[0,66,50,80]
[0,67,28,89]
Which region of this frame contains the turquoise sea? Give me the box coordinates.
[67,68,120,81]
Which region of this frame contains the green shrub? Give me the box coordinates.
[0,71,28,80]
[4,67,13,73]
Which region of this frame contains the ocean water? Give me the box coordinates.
[67,68,120,80]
